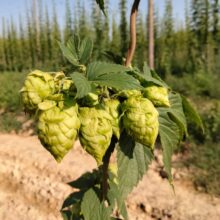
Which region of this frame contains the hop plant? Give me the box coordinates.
[104,99,121,139]
[79,107,113,165]
[143,85,170,107]
[37,102,80,162]
[121,96,159,148]
[20,70,55,112]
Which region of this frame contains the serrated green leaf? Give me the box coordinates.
[181,95,204,133]
[81,188,111,220]
[61,210,72,220]
[79,37,93,64]
[143,62,151,77]
[168,92,188,137]
[67,35,80,57]
[68,170,98,190]
[96,0,106,15]
[92,72,142,90]
[150,69,167,84]
[71,73,92,98]
[59,42,79,66]
[87,62,129,80]
[117,132,153,200]
[62,191,84,209]
[142,62,168,87]
[130,64,168,88]
[158,109,181,182]
[103,51,124,65]
[107,175,128,220]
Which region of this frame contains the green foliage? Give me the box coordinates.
[0,112,22,133]
[186,142,220,197]
[181,95,204,134]
[158,108,180,182]
[0,72,25,111]
[0,0,220,76]
[51,35,203,218]
[81,188,110,220]
[96,0,106,15]
[117,132,153,200]
[71,73,92,98]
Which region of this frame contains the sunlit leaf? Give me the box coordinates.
[117,132,153,200]
[87,62,129,80]
[81,188,111,220]
[58,42,79,66]
[158,108,181,182]
[96,0,106,15]
[168,92,188,137]
[79,37,93,64]
[71,72,92,98]
[181,95,204,133]
[92,72,142,90]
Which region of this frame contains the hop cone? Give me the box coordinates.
[118,89,141,98]
[143,86,170,107]
[81,93,99,107]
[20,70,55,112]
[122,96,159,149]
[37,103,80,162]
[104,99,121,139]
[79,107,113,165]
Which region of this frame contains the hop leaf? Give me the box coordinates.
[121,96,159,148]
[143,85,170,107]
[79,107,113,165]
[37,102,80,162]
[20,70,56,112]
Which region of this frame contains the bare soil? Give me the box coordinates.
[0,134,220,220]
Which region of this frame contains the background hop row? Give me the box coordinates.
[20,69,171,165]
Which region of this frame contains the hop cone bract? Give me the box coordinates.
[81,93,99,107]
[118,89,141,98]
[79,107,113,165]
[20,70,55,112]
[104,99,121,139]
[122,96,159,148]
[143,86,170,107]
[38,103,80,162]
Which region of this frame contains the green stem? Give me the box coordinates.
[125,0,141,67]
[101,136,117,201]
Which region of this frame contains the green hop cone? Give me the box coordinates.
[143,86,170,107]
[104,99,121,139]
[81,93,99,107]
[79,107,113,165]
[121,96,159,149]
[20,70,55,112]
[118,89,141,98]
[37,102,80,162]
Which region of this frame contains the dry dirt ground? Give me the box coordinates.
[0,134,220,220]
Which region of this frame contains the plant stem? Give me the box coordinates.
[125,0,141,67]
[101,136,117,201]
[148,0,154,69]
